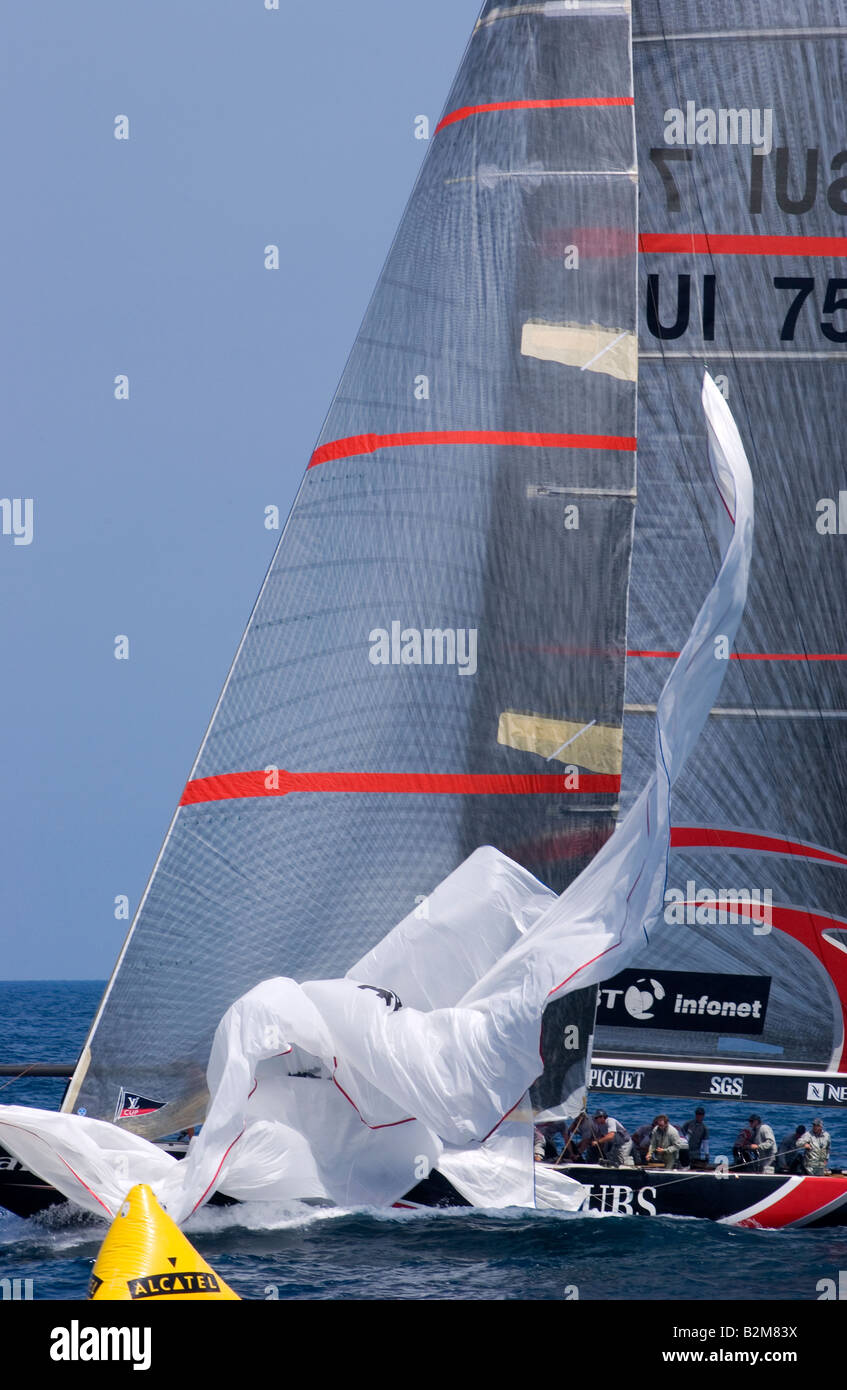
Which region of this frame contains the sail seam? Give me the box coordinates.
[627,649,847,661]
[635,28,847,44]
[625,705,847,718]
[640,350,847,360]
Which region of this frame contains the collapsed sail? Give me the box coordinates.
[591,0,847,1096]
[0,374,756,1217]
[65,0,639,1136]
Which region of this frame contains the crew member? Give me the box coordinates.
[797,1118,831,1176]
[559,1114,591,1163]
[681,1107,709,1168]
[631,1119,658,1166]
[579,1110,634,1166]
[776,1124,807,1175]
[733,1124,754,1168]
[646,1115,683,1169]
[747,1114,777,1174]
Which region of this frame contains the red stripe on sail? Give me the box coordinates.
[435,97,634,133]
[687,899,847,1072]
[671,826,847,869]
[640,232,847,257]
[309,429,636,469]
[180,770,620,805]
[627,649,847,661]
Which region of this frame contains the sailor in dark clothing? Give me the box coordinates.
[632,1119,659,1166]
[559,1114,592,1163]
[733,1125,754,1168]
[681,1107,709,1168]
[578,1110,634,1166]
[776,1124,807,1175]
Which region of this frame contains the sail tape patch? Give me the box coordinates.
[498,711,623,774]
[521,321,637,380]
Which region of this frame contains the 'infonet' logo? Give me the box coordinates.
[598,970,770,1035]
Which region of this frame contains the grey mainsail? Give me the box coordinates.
[65,1,638,1136]
[590,0,847,1095]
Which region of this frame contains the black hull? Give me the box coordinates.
[542,1164,847,1229]
[402,1162,847,1228]
[4,1146,847,1229]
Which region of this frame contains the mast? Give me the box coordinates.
[589,0,847,1103]
[64,0,639,1137]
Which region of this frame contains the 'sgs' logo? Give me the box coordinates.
[709,1075,744,1096]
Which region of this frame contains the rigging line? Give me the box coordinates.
[0,1064,40,1094]
[567,1147,820,1194]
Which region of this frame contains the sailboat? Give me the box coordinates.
[2,1,846,1231]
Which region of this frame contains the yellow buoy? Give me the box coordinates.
[88,1184,240,1301]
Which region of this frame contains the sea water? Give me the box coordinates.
[2,981,846,1302]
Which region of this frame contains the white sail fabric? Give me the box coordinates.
[0,376,753,1220]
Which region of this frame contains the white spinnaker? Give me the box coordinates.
[0,375,752,1220]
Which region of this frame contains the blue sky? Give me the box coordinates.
[1,1,482,978]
